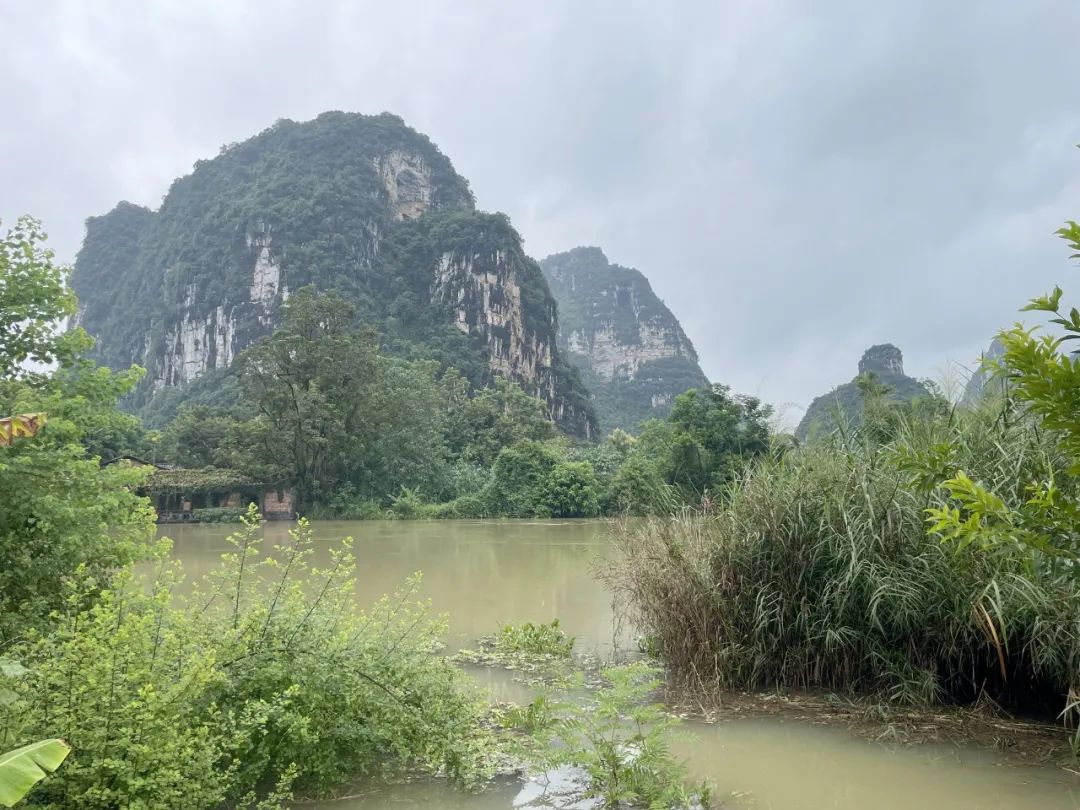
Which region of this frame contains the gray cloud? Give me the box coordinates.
[4,0,1080,418]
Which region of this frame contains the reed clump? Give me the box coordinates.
[607,401,1080,712]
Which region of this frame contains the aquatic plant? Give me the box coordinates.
[605,401,1080,711]
[496,620,575,659]
[515,662,709,809]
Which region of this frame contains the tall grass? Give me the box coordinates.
[606,400,1080,711]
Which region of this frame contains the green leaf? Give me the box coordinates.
[0,739,71,807]
[0,661,27,680]
[1022,286,1063,313]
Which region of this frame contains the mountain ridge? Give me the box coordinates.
[71,111,595,437]
[540,246,709,432]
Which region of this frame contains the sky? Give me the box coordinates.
[5,0,1080,424]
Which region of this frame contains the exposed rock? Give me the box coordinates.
[859,343,905,376]
[796,344,932,440]
[247,223,284,312]
[376,149,434,220]
[961,337,1007,406]
[70,112,593,436]
[540,247,708,433]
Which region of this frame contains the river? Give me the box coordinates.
[159,519,1080,809]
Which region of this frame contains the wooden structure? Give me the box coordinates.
[113,462,295,523]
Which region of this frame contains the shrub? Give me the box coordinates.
[193,506,250,523]
[602,455,674,516]
[441,494,488,519]
[606,406,1080,710]
[517,663,709,808]
[2,510,492,808]
[481,440,561,518]
[545,461,601,518]
[387,486,430,520]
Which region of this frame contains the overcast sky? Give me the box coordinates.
[5,1,1080,422]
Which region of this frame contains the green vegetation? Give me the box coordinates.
[515,663,710,809]
[0,740,70,808]
[496,620,575,658]
[2,512,493,808]
[0,218,154,643]
[3,215,723,807]
[454,619,577,677]
[609,404,1069,705]
[138,278,763,519]
[72,113,595,437]
[610,207,1080,724]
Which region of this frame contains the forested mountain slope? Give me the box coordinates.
[540,247,708,432]
[796,343,931,440]
[72,111,594,436]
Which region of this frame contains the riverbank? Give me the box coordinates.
[157,519,1080,808]
[663,686,1072,767]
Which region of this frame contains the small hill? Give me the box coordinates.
[796,344,931,440]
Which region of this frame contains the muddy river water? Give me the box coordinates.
[160,519,1080,809]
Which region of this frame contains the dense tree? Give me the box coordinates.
[0,217,80,383]
[160,405,238,468]
[233,286,382,508]
[0,218,154,641]
[637,385,771,501]
[480,440,562,518]
[602,454,673,516]
[545,461,601,518]
[231,286,456,509]
[445,376,557,466]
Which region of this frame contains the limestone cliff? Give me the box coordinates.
[796,344,932,440]
[71,112,594,436]
[540,247,708,432]
[961,337,1007,406]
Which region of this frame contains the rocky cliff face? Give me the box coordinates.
[796,344,932,440]
[961,337,1007,406]
[71,112,594,436]
[540,247,708,432]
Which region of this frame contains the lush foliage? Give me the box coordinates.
[0,512,494,808]
[517,663,709,809]
[0,219,155,643]
[930,219,1080,563]
[607,397,1079,709]
[0,218,79,383]
[70,272,766,525]
[495,620,575,658]
[0,740,71,808]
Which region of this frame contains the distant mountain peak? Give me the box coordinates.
[961,337,1007,406]
[540,247,708,433]
[858,343,905,377]
[796,343,930,440]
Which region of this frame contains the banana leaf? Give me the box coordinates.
[0,739,70,807]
